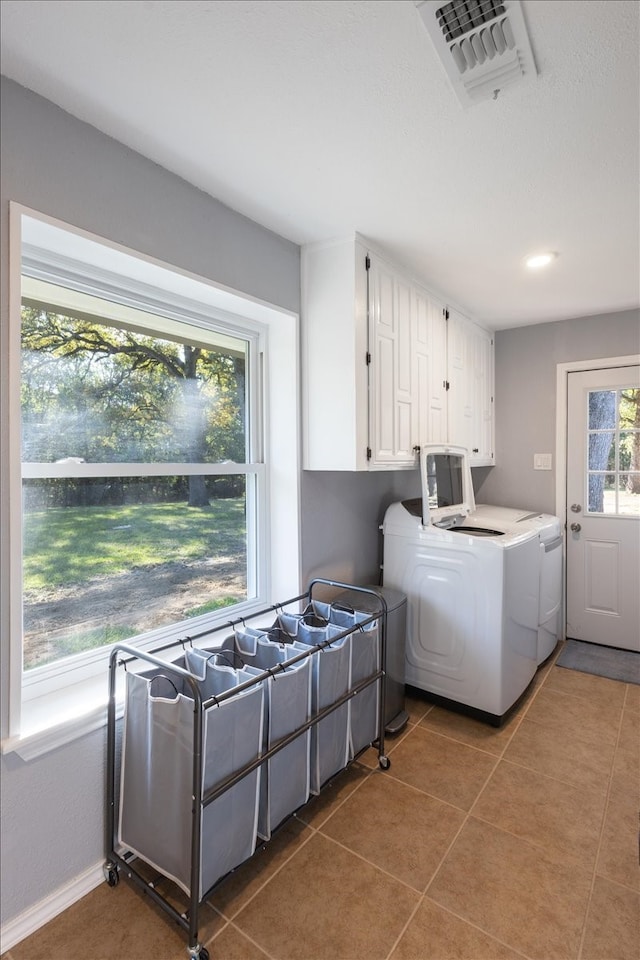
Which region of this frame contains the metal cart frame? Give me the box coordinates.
[105,579,390,960]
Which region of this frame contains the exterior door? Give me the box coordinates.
[566,365,640,650]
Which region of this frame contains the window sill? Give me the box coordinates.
[1,675,122,761]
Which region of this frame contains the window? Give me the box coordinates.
[22,298,257,671]
[4,207,300,755]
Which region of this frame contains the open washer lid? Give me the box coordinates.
[420,443,475,527]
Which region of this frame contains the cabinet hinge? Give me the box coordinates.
[366,447,372,460]
[366,351,371,365]
[365,254,371,271]
[443,380,450,391]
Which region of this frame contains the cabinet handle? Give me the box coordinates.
[412,445,421,454]
[472,448,479,453]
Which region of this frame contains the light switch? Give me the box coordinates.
[533,453,553,470]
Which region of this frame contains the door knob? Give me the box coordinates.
[570,522,581,532]
[571,504,582,513]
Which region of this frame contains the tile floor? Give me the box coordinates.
[3,649,639,960]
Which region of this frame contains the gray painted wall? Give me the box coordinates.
[300,469,421,587]
[475,309,640,515]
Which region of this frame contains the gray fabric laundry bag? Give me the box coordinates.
[118,662,264,899]
[186,631,312,840]
[279,610,351,794]
[320,600,381,758]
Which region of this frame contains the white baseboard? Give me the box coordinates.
[0,861,104,953]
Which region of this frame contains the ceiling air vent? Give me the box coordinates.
[416,0,537,107]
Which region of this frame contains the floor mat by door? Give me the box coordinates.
[557,639,640,685]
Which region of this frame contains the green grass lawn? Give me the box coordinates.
[23,498,246,592]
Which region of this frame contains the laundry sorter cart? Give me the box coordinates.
[104,579,390,960]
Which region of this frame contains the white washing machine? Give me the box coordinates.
[382,445,541,725]
[468,504,563,664]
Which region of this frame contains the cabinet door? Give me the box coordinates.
[447,311,494,464]
[368,254,414,467]
[447,309,475,455]
[473,325,494,464]
[413,286,448,448]
[302,237,369,470]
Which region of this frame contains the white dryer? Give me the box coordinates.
[469,504,563,664]
[382,445,540,725]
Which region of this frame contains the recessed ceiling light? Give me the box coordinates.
[525,252,557,270]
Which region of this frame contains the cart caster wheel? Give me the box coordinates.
[379,755,391,770]
[103,863,119,887]
[188,949,209,960]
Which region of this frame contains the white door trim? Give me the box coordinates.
[555,354,640,638]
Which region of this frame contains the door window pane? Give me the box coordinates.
[619,431,636,470]
[618,474,640,516]
[588,431,615,472]
[588,473,612,513]
[588,390,616,430]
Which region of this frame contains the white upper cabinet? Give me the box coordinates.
[302,234,494,471]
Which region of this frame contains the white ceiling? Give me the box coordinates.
[1,0,639,330]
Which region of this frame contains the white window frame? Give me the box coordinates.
[2,204,301,759]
